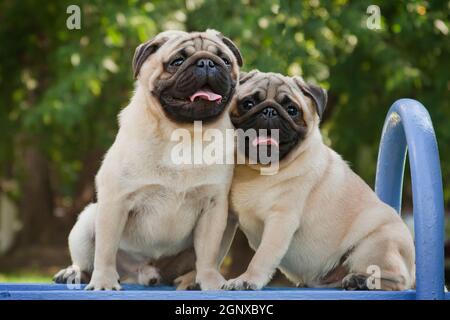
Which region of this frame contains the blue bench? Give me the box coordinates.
[1,99,448,300]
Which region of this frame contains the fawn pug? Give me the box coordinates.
[224,70,415,290]
[54,30,243,290]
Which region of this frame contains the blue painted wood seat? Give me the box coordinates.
[1,99,448,300]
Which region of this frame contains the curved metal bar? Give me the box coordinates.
[375,99,445,300]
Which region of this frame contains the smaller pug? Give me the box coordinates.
[224,70,415,290]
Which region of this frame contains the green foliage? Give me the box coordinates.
[0,0,449,203]
[0,271,51,283]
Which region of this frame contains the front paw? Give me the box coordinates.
[222,273,265,290]
[53,265,90,285]
[196,269,225,290]
[85,268,121,291]
[174,270,196,290]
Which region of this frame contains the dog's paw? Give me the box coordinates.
[174,270,197,290]
[138,265,161,286]
[223,279,258,291]
[222,274,262,291]
[223,271,268,291]
[186,282,201,290]
[342,273,369,291]
[195,269,225,290]
[53,265,90,285]
[85,269,121,291]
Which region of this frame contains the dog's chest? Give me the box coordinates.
[120,185,213,259]
[231,174,279,220]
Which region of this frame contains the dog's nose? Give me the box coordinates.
[196,58,215,69]
[261,107,278,118]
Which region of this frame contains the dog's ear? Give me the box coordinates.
[294,77,327,119]
[219,35,243,67]
[239,70,258,84]
[133,37,168,79]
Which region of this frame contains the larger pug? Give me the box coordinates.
[54,30,242,290]
[224,71,415,290]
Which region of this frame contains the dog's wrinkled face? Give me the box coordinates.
[230,71,327,162]
[133,30,242,123]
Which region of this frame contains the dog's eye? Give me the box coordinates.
[287,105,299,116]
[170,57,184,67]
[221,57,231,66]
[242,100,255,110]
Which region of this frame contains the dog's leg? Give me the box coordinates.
[85,199,127,290]
[193,191,230,290]
[176,212,238,290]
[223,212,299,290]
[218,212,239,266]
[54,203,96,285]
[343,221,415,291]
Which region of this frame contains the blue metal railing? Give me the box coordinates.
[375,98,445,300]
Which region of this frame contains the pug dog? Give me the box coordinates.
[54,30,243,290]
[224,70,415,291]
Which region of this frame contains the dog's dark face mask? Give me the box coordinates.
[133,32,243,123]
[230,71,327,162]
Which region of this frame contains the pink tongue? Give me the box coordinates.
[252,136,279,147]
[190,89,222,103]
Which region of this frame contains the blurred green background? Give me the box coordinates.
[0,0,449,285]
